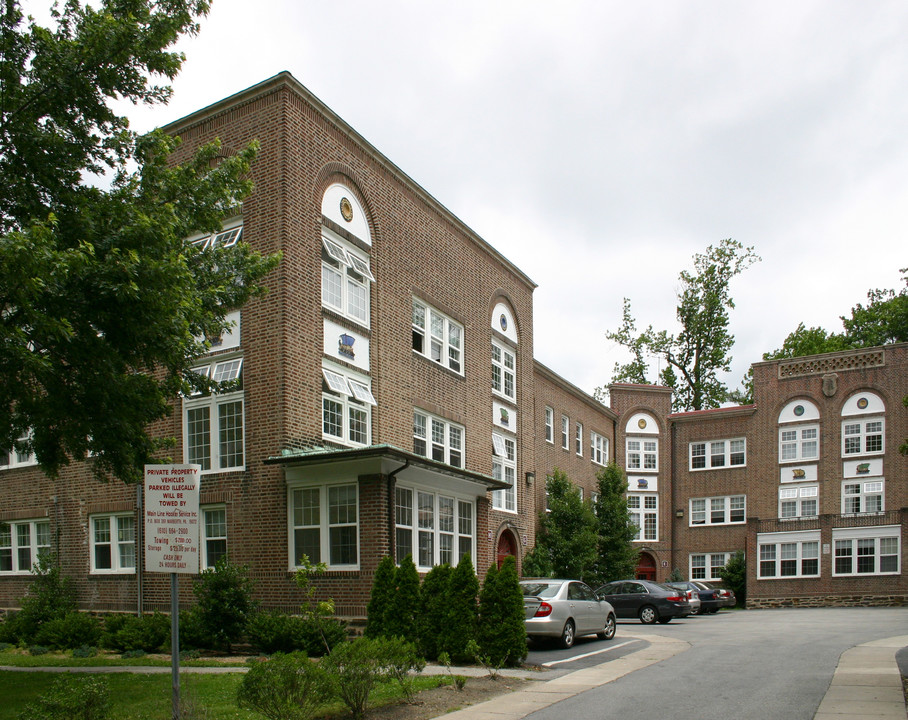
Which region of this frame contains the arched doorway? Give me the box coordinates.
[635,551,656,581]
[496,531,518,569]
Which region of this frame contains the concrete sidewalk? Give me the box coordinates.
[814,635,908,720]
[429,633,908,720]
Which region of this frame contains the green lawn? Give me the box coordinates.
[0,669,449,719]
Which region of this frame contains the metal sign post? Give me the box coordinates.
[144,464,201,720]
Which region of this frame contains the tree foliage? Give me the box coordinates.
[441,553,479,663]
[415,563,451,660]
[192,557,258,652]
[606,239,760,411]
[534,469,599,583]
[364,555,396,639]
[590,462,638,586]
[477,556,527,667]
[383,554,419,643]
[718,550,746,607]
[0,0,280,483]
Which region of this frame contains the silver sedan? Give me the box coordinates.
[521,579,617,648]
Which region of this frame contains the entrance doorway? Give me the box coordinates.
[635,551,657,580]
[496,531,518,569]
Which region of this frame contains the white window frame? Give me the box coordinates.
[394,486,475,570]
[0,430,38,470]
[0,519,50,574]
[191,225,243,250]
[575,422,583,456]
[689,495,746,526]
[321,364,374,448]
[544,407,554,444]
[413,410,464,468]
[779,424,819,463]
[833,526,900,577]
[842,479,884,515]
[412,299,463,374]
[778,485,818,519]
[627,437,658,471]
[321,231,372,327]
[591,432,609,466]
[201,505,227,569]
[842,418,885,457]
[492,432,517,513]
[689,438,746,470]
[757,531,821,579]
[289,483,359,571]
[690,552,732,581]
[184,357,245,473]
[89,513,136,574]
[561,415,569,450]
[628,493,658,542]
[491,340,516,401]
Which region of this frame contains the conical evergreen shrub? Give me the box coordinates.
[478,556,527,667]
[441,554,479,663]
[416,563,451,660]
[364,556,396,638]
[383,554,420,644]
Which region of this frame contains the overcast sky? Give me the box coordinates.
[105,1,907,398]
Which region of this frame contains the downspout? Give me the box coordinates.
[387,460,409,560]
[137,482,143,617]
[670,420,677,578]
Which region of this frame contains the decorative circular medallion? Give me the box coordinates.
[340,197,354,222]
[857,397,869,410]
[637,418,647,429]
[794,405,805,417]
[500,314,508,331]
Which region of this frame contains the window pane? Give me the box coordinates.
[219,401,244,468]
[187,407,211,470]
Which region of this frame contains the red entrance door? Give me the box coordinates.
[497,531,517,568]
[635,552,657,581]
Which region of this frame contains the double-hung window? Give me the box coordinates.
[412,300,463,373]
[842,418,884,456]
[779,425,818,462]
[561,416,569,449]
[322,232,372,326]
[413,411,464,468]
[492,433,517,512]
[322,365,375,447]
[201,506,227,569]
[690,553,732,581]
[290,483,358,570]
[575,423,583,456]
[591,433,609,466]
[0,519,50,574]
[627,438,658,471]
[689,496,745,525]
[544,407,554,444]
[833,527,900,576]
[689,439,746,469]
[395,486,474,568]
[491,340,515,401]
[184,357,244,473]
[842,480,884,514]
[757,531,820,578]
[779,485,818,518]
[628,494,658,541]
[0,431,37,470]
[90,514,136,574]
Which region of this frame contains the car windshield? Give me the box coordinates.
[521,582,561,598]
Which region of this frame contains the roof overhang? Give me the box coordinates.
[265,443,509,494]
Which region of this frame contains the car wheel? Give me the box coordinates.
[657,617,672,624]
[697,606,707,615]
[560,619,576,649]
[639,605,658,624]
[597,614,616,641]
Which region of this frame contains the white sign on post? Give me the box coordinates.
[144,464,201,574]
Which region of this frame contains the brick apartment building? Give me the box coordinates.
[1,72,904,615]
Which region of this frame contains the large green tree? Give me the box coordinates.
[0,0,279,483]
[531,469,598,582]
[606,239,760,411]
[590,462,638,586]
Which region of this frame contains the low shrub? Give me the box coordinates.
[121,648,146,659]
[246,611,346,656]
[28,645,50,655]
[17,673,111,720]
[236,652,329,720]
[35,611,102,650]
[72,645,97,658]
[101,613,169,653]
